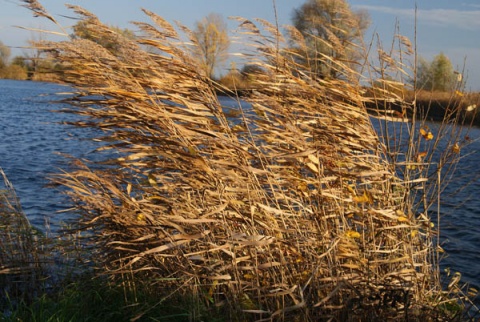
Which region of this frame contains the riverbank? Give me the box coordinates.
[3,75,479,127]
[365,89,480,126]
[220,86,480,126]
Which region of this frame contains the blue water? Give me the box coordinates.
[370,117,480,290]
[0,79,479,291]
[0,80,100,229]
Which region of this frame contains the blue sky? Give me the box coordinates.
[1,0,479,90]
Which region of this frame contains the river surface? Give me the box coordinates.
[1,79,479,292]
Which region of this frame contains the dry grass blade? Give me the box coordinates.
[20,0,57,24]
[141,8,179,39]
[65,4,99,20]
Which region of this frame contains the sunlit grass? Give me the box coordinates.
[0,0,478,321]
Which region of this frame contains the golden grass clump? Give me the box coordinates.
[23,2,478,320]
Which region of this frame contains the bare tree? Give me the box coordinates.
[0,40,11,68]
[191,13,230,79]
[290,0,370,79]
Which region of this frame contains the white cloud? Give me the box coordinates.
[355,5,480,30]
[463,3,480,9]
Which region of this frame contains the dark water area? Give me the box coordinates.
[1,79,479,294]
[0,80,100,229]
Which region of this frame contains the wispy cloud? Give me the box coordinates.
[462,3,480,9]
[355,5,480,30]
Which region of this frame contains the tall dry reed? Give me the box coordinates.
[20,1,478,320]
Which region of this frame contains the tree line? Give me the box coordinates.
[0,0,460,92]
[0,37,63,81]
